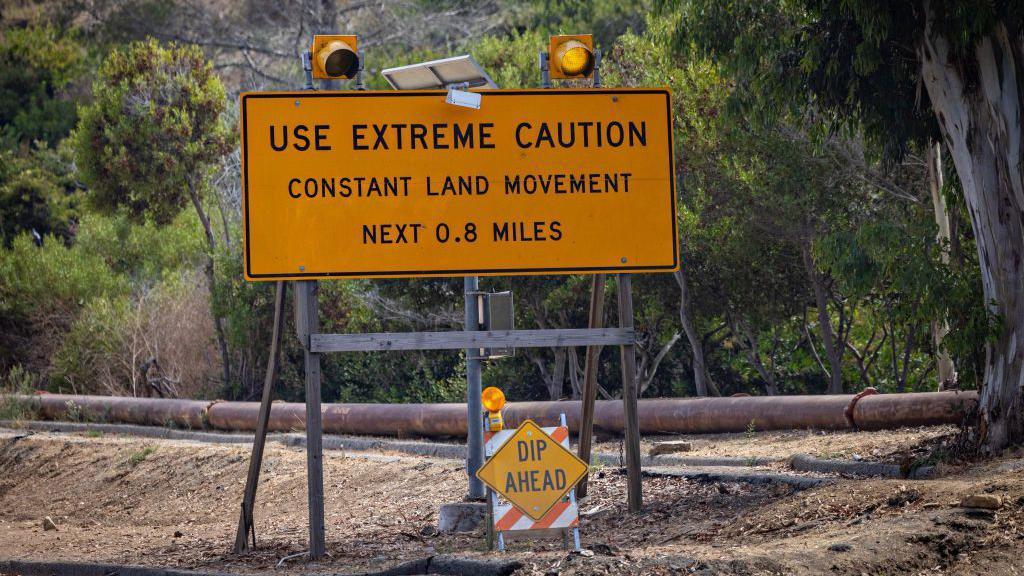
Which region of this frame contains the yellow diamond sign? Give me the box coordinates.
[476,419,589,521]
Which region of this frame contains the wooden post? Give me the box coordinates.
[296,280,326,559]
[576,273,605,498]
[234,281,287,552]
[616,274,642,512]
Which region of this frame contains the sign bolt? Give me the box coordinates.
[620,257,627,263]
[299,265,306,271]
[294,100,301,107]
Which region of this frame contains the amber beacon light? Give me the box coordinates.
[482,386,506,431]
[549,34,595,79]
[310,35,359,79]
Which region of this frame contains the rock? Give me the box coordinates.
[42,517,57,531]
[420,524,439,537]
[438,502,486,534]
[592,542,620,556]
[962,508,995,521]
[649,441,693,456]
[960,494,1002,510]
[887,488,921,507]
[173,530,183,538]
[828,543,852,552]
[573,549,595,557]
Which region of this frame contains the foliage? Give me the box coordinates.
[125,445,156,466]
[506,0,651,48]
[0,231,129,320]
[0,0,1003,407]
[0,209,208,390]
[0,26,86,149]
[471,29,546,88]
[74,39,230,224]
[0,141,82,246]
[0,365,41,421]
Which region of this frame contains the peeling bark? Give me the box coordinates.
[919,7,1024,452]
[927,141,958,389]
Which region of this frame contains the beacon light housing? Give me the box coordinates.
[549,34,595,79]
[310,35,359,79]
[482,386,506,413]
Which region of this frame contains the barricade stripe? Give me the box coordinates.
[558,504,580,527]
[495,506,524,531]
[533,501,570,529]
[511,513,534,530]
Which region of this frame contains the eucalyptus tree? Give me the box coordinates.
[663,0,1022,452]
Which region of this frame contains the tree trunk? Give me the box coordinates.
[802,244,844,394]
[736,320,779,395]
[638,332,681,397]
[673,268,719,396]
[187,179,232,387]
[919,9,1024,453]
[548,348,567,400]
[926,141,958,389]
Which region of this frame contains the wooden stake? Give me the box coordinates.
[234,280,287,553]
[296,280,326,559]
[616,274,642,512]
[576,273,605,498]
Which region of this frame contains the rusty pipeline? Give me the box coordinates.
[8,391,976,437]
[23,394,211,430]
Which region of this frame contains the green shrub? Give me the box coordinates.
[0,26,86,149]
[0,232,128,319]
[0,365,40,421]
[0,143,81,247]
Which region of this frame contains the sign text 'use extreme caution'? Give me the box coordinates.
[240,89,678,280]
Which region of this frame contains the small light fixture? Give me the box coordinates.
[310,35,359,80]
[549,34,595,79]
[446,82,481,109]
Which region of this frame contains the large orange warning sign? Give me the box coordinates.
[240,89,678,280]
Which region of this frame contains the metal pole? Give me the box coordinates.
[561,413,582,552]
[539,50,551,88]
[355,54,366,91]
[465,276,485,499]
[302,51,314,90]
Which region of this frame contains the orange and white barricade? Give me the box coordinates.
[484,414,581,551]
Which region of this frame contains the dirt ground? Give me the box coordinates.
[1,427,1022,575]
[596,425,960,465]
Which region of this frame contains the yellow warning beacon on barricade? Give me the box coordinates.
[482,386,505,432]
